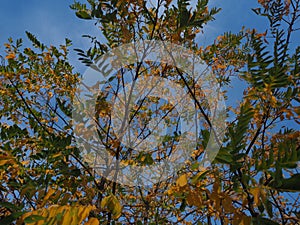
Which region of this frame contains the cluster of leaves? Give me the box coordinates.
[0,0,299,224]
[0,34,103,224]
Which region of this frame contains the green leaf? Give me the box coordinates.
[272,174,300,192]
[76,10,92,19]
[191,170,209,184]
[179,9,190,28]
[214,147,233,164]
[252,217,280,225]
[228,101,254,155]
[25,31,45,50]
[24,215,45,223]
[0,212,24,225]
[0,202,22,211]
[101,194,122,219]
[264,199,273,218]
[179,199,187,211]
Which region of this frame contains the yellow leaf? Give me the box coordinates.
[101,195,122,219]
[186,190,202,207]
[17,205,96,225]
[4,43,11,48]
[78,205,96,223]
[48,205,59,219]
[48,91,53,98]
[101,196,110,208]
[111,198,122,219]
[85,218,99,225]
[176,174,188,187]
[250,187,260,205]
[21,160,30,166]
[0,158,14,166]
[222,195,235,213]
[41,188,56,207]
[241,215,252,225]
[59,207,72,225]
[216,64,227,70]
[52,152,62,158]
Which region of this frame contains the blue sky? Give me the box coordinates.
[0,0,99,72]
[0,0,268,73]
[0,0,296,108]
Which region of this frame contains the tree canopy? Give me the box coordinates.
[0,0,299,224]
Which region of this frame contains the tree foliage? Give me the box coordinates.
[0,0,299,224]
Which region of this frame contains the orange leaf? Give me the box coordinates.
[5,53,16,60]
[176,174,188,187]
[0,159,14,166]
[85,217,100,225]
